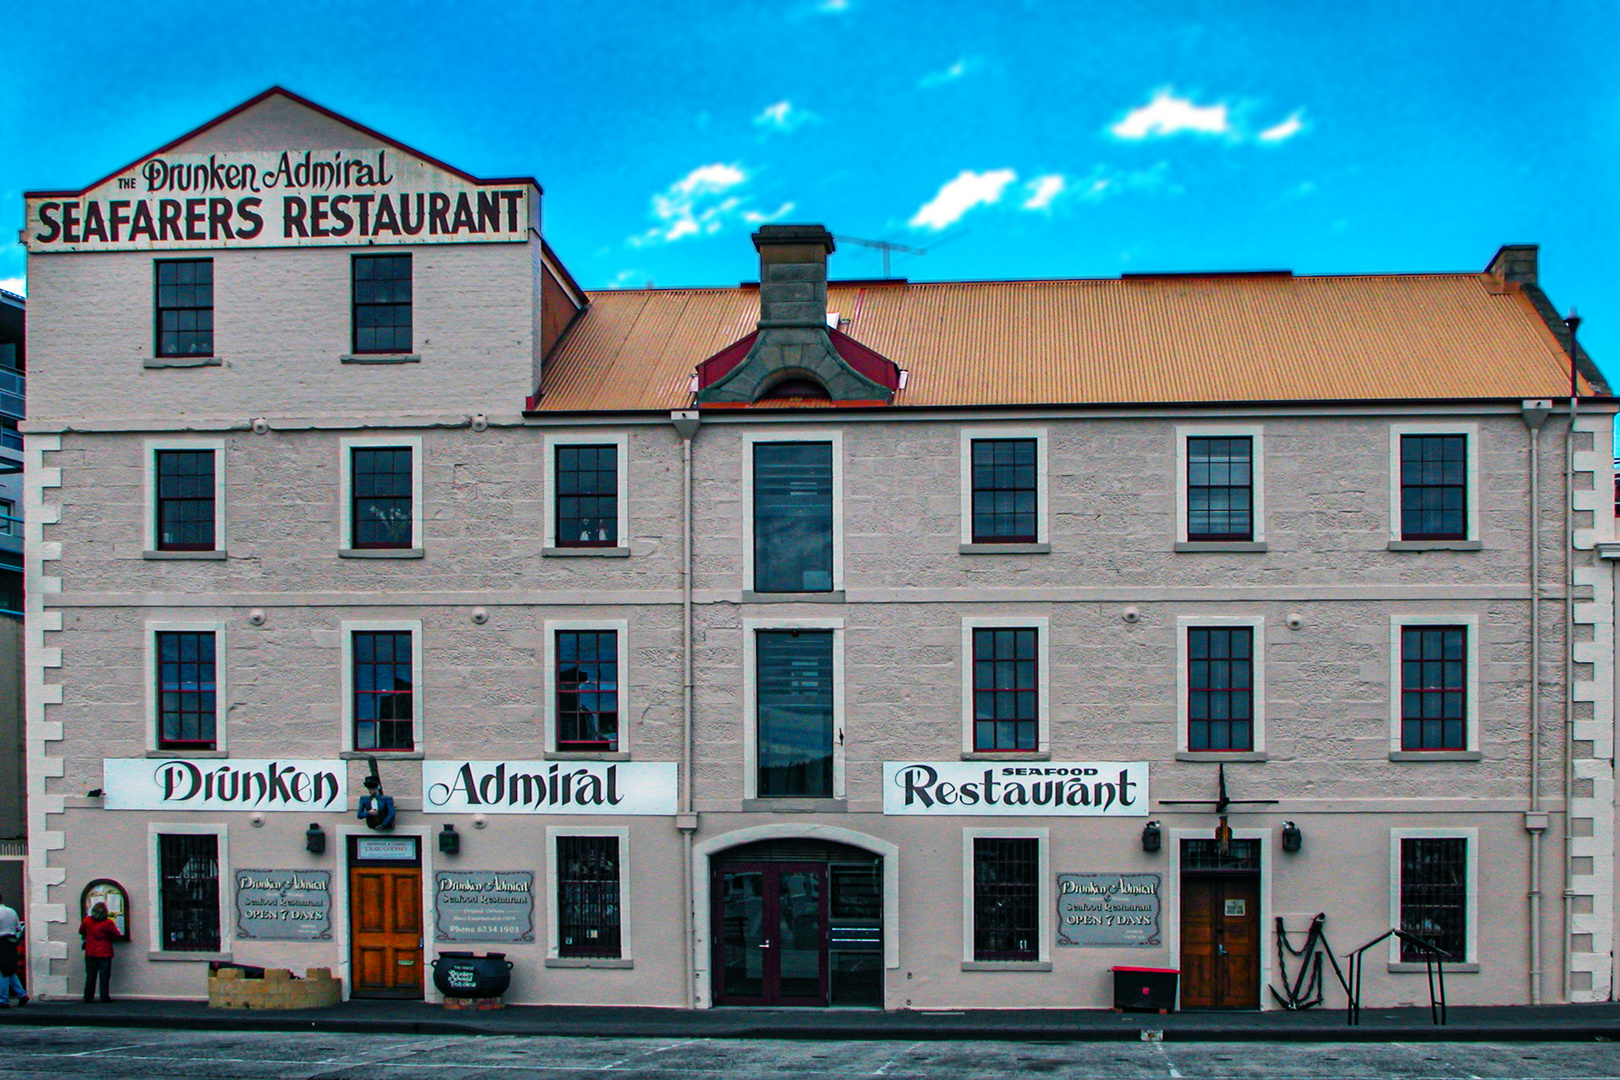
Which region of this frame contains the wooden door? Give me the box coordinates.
[712,862,829,1006]
[350,866,423,998]
[1179,873,1260,1009]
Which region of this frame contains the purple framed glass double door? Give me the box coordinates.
[712,862,829,1006]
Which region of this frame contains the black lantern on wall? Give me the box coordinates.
[439,823,460,855]
[1281,820,1303,853]
[305,823,326,854]
[1141,821,1162,853]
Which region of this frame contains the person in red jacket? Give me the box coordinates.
[78,902,118,1003]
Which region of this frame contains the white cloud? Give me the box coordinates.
[754,101,815,134]
[608,269,645,289]
[1259,111,1305,143]
[743,201,797,225]
[1076,162,1175,202]
[1110,90,1230,140]
[632,163,753,246]
[909,169,1018,231]
[1021,175,1066,211]
[0,277,23,297]
[815,0,850,12]
[919,58,974,89]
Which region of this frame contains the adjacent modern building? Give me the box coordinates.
[0,287,24,906]
[19,88,1617,1010]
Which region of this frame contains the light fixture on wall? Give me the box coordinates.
[1141,821,1161,853]
[439,823,460,855]
[305,823,326,854]
[1281,820,1303,854]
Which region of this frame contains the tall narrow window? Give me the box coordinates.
[973,837,1038,961]
[555,445,618,547]
[1400,435,1467,540]
[155,259,213,357]
[972,627,1038,752]
[158,833,220,952]
[155,449,216,551]
[755,630,834,797]
[350,446,413,549]
[1187,436,1253,541]
[157,631,217,750]
[1401,626,1466,751]
[970,438,1037,543]
[352,254,412,354]
[753,442,833,593]
[556,629,618,751]
[557,835,622,958]
[1399,837,1466,961]
[1188,626,1254,751]
[353,630,414,751]
[0,498,15,537]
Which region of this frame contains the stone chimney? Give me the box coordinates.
[695,224,895,404]
[1487,244,1538,286]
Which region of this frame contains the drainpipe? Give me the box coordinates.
[671,409,701,1008]
[1561,313,1582,1003]
[1522,398,1552,1005]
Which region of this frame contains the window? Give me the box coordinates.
[155,449,216,551]
[970,438,1037,543]
[1187,626,1254,752]
[972,627,1039,752]
[0,417,20,452]
[556,835,622,958]
[155,259,213,357]
[351,629,414,751]
[350,446,413,549]
[556,629,619,751]
[555,444,618,547]
[352,254,412,354]
[971,837,1039,962]
[1401,625,1466,751]
[157,631,217,750]
[1187,437,1253,542]
[1390,828,1477,965]
[1400,435,1466,541]
[751,440,835,593]
[157,833,220,952]
[755,628,835,798]
[0,498,14,537]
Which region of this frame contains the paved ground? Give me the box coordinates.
[0,1027,1617,1079]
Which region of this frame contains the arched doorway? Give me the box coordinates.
[710,838,882,1007]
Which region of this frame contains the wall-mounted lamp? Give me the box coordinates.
[1281,820,1303,854]
[439,823,460,855]
[1141,820,1162,853]
[305,823,326,854]
[86,788,104,799]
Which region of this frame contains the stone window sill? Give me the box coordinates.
[958,543,1051,555]
[143,550,227,560]
[149,950,231,962]
[960,961,1052,972]
[740,798,846,813]
[546,750,631,762]
[542,546,630,558]
[961,751,1051,762]
[146,749,227,759]
[144,356,220,369]
[545,957,633,969]
[341,749,425,760]
[1388,961,1479,974]
[1177,752,1269,763]
[340,548,424,559]
[1174,541,1269,553]
[1389,751,1483,762]
[341,354,420,365]
[1388,540,1483,552]
[741,590,846,604]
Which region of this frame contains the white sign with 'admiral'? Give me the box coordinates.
[883,762,1149,816]
[423,761,678,816]
[103,758,346,811]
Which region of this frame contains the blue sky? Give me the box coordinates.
[3,0,1616,380]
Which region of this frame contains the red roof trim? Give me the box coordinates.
[829,327,901,392]
[695,331,760,390]
[25,86,542,199]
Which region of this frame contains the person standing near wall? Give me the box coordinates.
[0,892,23,1006]
[78,902,117,1003]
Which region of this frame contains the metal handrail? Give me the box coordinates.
[1344,928,1448,1026]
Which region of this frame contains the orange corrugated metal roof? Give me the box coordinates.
[534,273,1595,412]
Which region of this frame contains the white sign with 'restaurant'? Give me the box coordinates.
[423,761,678,816]
[103,758,346,812]
[883,762,1149,816]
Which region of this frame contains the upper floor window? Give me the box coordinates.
[970,439,1037,543]
[755,628,835,797]
[351,446,413,549]
[157,630,217,751]
[1188,626,1254,752]
[156,449,216,551]
[352,629,414,751]
[556,629,619,751]
[1400,625,1466,751]
[1400,434,1467,541]
[753,441,834,593]
[556,445,618,547]
[972,627,1039,752]
[352,254,412,354]
[155,259,213,358]
[1187,436,1253,542]
[0,497,15,537]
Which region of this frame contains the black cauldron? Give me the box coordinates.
[431,951,513,998]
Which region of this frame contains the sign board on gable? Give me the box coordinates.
[26,148,536,253]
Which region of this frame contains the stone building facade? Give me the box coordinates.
[19,89,1616,1009]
